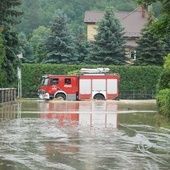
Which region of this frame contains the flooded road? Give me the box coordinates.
[0,100,170,170]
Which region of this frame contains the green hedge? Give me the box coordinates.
[21,64,163,98]
[156,89,170,117]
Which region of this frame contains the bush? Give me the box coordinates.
[109,66,162,91]
[157,67,170,91]
[156,89,170,117]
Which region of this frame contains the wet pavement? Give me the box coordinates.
[0,100,170,170]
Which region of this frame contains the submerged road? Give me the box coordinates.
[0,100,169,170]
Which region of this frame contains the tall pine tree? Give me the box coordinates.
[18,32,35,63]
[88,7,126,65]
[0,0,23,86]
[43,9,79,64]
[75,26,89,64]
[135,9,166,66]
[0,31,5,86]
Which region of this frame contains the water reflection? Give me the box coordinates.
[38,101,118,129]
[0,104,16,120]
[0,100,169,170]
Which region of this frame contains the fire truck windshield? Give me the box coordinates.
[41,77,49,86]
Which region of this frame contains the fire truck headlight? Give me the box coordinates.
[38,89,46,95]
[44,93,50,99]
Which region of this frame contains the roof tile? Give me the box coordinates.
[84,7,148,37]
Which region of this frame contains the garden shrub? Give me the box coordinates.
[156,89,170,117]
[157,67,170,91]
[156,67,170,116]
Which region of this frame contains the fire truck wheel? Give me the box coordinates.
[55,94,66,100]
[93,94,105,100]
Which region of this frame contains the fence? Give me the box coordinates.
[119,90,156,100]
[22,89,157,100]
[0,88,16,104]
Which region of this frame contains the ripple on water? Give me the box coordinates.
[0,116,170,170]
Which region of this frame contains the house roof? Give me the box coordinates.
[84,7,148,37]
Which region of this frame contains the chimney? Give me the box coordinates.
[142,2,146,18]
[142,7,146,17]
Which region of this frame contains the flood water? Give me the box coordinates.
[0,100,170,170]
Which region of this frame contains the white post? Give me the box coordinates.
[17,67,22,98]
[17,53,23,99]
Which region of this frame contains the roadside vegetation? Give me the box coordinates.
[156,54,170,117]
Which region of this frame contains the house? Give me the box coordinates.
[84,7,148,60]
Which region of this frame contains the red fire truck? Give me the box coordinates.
[38,68,120,100]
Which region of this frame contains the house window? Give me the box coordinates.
[65,78,71,85]
[130,50,136,60]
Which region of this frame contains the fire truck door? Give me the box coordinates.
[64,78,75,93]
[64,78,77,100]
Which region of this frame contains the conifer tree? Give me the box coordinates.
[163,37,170,56]
[0,32,5,86]
[18,32,35,63]
[75,26,89,64]
[0,0,23,86]
[43,10,79,64]
[135,9,166,66]
[88,7,126,65]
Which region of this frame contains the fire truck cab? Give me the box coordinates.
[38,75,79,100]
[38,68,120,101]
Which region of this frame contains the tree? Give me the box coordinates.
[75,26,89,64]
[135,9,166,66]
[88,7,126,65]
[0,0,23,86]
[163,37,170,56]
[0,31,5,86]
[13,0,138,35]
[42,9,79,64]
[14,0,46,35]
[163,54,170,68]
[138,1,170,116]
[156,64,170,117]
[18,32,35,63]
[138,0,170,36]
[29,26,50,63]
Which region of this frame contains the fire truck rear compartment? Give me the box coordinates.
[79,77,118,100]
